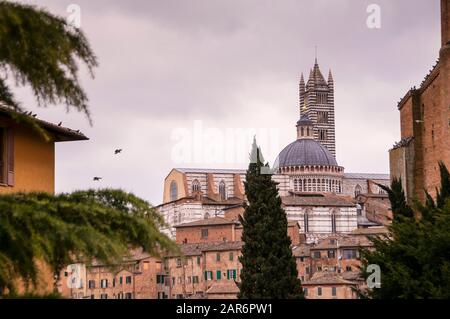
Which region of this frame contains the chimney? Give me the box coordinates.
[442,0,450,47]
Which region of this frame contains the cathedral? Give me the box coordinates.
[157,59,390,243]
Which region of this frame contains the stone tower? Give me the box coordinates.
[299,59,336,157]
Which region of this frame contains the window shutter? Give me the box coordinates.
[7,128,14,186]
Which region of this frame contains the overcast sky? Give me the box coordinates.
[14,0,441,204]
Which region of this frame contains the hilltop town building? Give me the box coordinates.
[157,59,390,244]
[390,0,450,202]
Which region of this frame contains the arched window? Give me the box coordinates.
[170,181,178,201]
[354,184,362,197]
[219,181,227,201]
[192,179,201,193]
[204,212,210,219]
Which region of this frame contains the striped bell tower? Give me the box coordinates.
[299,58,336,158]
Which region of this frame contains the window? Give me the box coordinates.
[90,295,95,299]
[318,129,327,141]
[170,181,178,201]
[354,184,362,197]
[227,269,237,280]
[317,266,322,272]
[316,92,328,104]
[216,253,221,262]
[216,270,222,280]
[100,294,108,299]
[178,277,182,284]
[192,276,199,284]
[331,213,337,233]
[304,288,308,297]
[192,179,201,193]
[201,229,209,239]
[112,278,116,287]
[304,211,309,232]
[0,127,14,186]
[125,293,132,299]
[317,111,329,124]
[176,258,182,267]
[346,266,352,272]
[343,249,358,260]
[100,279,108,288]
[219,181,227,201]
[88,280,95,289]
[229,252,234,261]
[313,251,321,259]
[204,271,213,281]
[332,287,337,297]
[317,287,322,296]
[126,276,132,284]
[119,277,123,285]
[156,275,165,284]
[327,250,336,258]
[197,256,201,265]
[305,267,310,274]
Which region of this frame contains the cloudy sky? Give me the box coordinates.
[14,0,441,204]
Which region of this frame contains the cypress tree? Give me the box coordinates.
[238,138,303,299]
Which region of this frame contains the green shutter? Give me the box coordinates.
[216,270,221,280]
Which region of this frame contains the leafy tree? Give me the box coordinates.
[0,1,97,121]
[238,138,303,299]
[0,189,178,297]
[0,2,178,298]
[361,162,450,299]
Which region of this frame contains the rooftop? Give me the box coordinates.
[282,194,355,207]
[174,217,240,228]
[344,173,390,180]
[303,272,356,286]
[0,105,88,142]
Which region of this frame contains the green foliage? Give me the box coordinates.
[0,1,97,120]
[361,162,450,299]
[0,189,177,297]
[238,138,303,299]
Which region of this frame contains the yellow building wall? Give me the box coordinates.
[0,123,55,194]
[163,169,187,203]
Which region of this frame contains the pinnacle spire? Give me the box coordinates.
[328,69,333,83]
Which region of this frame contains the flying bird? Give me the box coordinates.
[114,149,122,155]
[93,177,102,181]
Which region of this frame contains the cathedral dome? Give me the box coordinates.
[275,139,338,168]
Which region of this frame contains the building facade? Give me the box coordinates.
[390,0,450,202]
[157,59,389,244]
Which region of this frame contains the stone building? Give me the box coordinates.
[157,59,390,245]
[293,229,386,299]
[390,0,450,202]
[59,250,167,299]
[164,241,243,299]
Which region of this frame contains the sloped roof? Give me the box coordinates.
[303,272,356,285]
[175,168,246,174]
[344,173,390,180]
[206,281,239,294]
[0,105,88,142]
[166,241,244,257]
[281,194,355,207]
[174,217,239,228]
